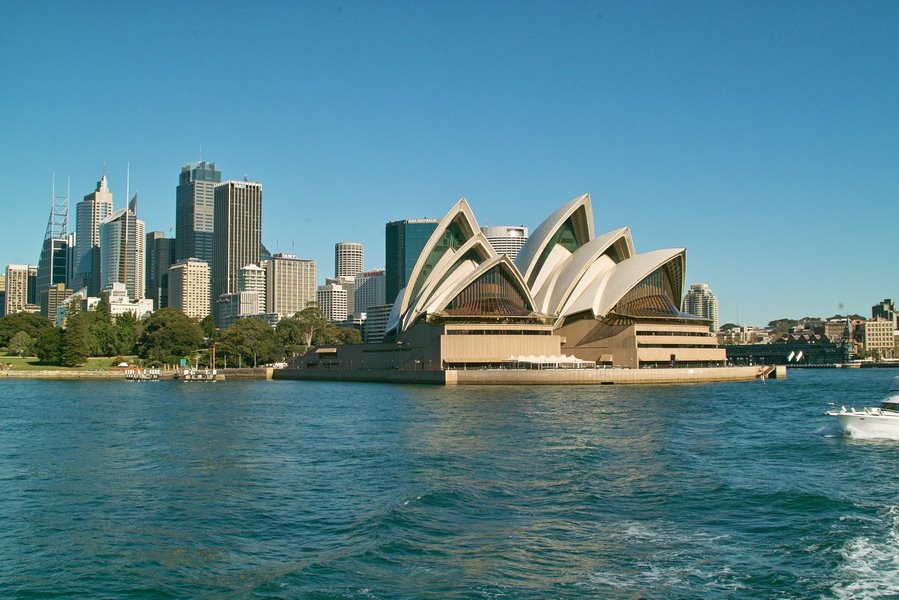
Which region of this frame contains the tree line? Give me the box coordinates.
[0,301,359,368]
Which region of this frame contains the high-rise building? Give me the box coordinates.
[354,269,386,315]
[212,179,262,324]
[168,258,210,320]
[317,283,348,322]
[5,264,38,315]
[40,283,72,321]
[145,231,176,310]
[481,226,529,260]
[682,283,720,333]
[217,291,262,329]
[265,252,317,317]
[36,178,71,301]
[326,275,356,316]
[872,299,897,329]
[362,304,392,344]
[74,175,114,296]
[176,161,221,265]
[861,318,895,359]
[100,195,145,300]
[238,264,266,315]
[335,242,364,278]
[385,219,439,305]
[0,273,5,317]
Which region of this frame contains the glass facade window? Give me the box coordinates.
[444,265,531,317]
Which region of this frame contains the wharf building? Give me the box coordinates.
[265,252,317,318]
[481,226,528,260]
[74,175,114,296]
[385,218,439,305]
[167,258,210,320]
[335,242,364,278]
[146,232,176,309]
[212,179,262,326]
[176,161,220,266]
[99,195,145,301]
[290,194,725,373]
[682,283,719,333]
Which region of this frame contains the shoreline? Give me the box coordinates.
[0,368,272,380]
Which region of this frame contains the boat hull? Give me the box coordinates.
[831,413,899,438]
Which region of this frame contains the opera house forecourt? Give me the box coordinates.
[278,194,772,384]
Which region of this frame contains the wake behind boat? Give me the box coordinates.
[825,376,899,437]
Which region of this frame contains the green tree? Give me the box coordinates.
[8,331,34,357]
[331,326,362,345]
[35,328,64,364]
[95,291,112,321]
[220,318,277,367]
[292,306,329,348]
[767,319,799,335]
[0,312,54,348]
[138,308,203,364]
[111,311,140,355]
[275,317,309,358]
[199,314,217,339]
[61,317,92,367]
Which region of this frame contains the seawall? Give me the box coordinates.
[274,365,768,385]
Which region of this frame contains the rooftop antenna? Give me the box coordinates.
[199,144,203,162]
[45,174,70,240]
[125,162,130,209]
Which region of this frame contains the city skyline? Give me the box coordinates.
[2,2,897,326]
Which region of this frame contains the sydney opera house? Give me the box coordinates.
[285,193,736,381]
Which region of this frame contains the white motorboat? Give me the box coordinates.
[825,376,899,437]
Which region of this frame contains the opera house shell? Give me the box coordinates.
[297,194,725,372]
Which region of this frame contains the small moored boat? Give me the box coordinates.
[825,376,899,437]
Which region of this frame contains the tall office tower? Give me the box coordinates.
[335,242,364,278]
[317,282,348,322]
[40,283,72,321]
[176,161,221,264]
[238,264,266,315]
[100,195,145,300]
[326,276,356,316]
[27,265,38,306]
[212,179,262,324]
[385,219,439,305]
[481,226,529,260]
[265,252,317,317]
[167,258,210,320]
[354,269,386,315]
[74,174,114,296]
[0,274,5,317]
[36,177,71,300]
[682,283,720,333]
[872,299,898,329]
[5,264,37,315]
[145,231,177,309]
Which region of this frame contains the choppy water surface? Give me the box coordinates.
[2,369,898,598]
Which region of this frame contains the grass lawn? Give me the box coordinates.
[0,356,138,371]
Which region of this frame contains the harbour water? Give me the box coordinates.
[2,369,898,598]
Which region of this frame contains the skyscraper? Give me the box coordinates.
[74,175,114,295]
[145,231,176,309]
[481,226,529,260]
[682,283,720,333]
[335,242,364,278]
[212,179,262,324]
[385,219,438,305]
[176,161,221,265]
[5,264,38,315]
[354,269,386,315]
[238,264,266,315]
[168,258,210,320]
[265,252,316,317]
[100,195,145,300]
[36,177,71,301]
[317,282,348,322]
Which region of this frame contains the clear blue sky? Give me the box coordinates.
[2,1,897,326]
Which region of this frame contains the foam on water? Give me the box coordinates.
[831,506,899,599]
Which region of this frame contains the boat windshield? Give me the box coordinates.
[879,402,899,412]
